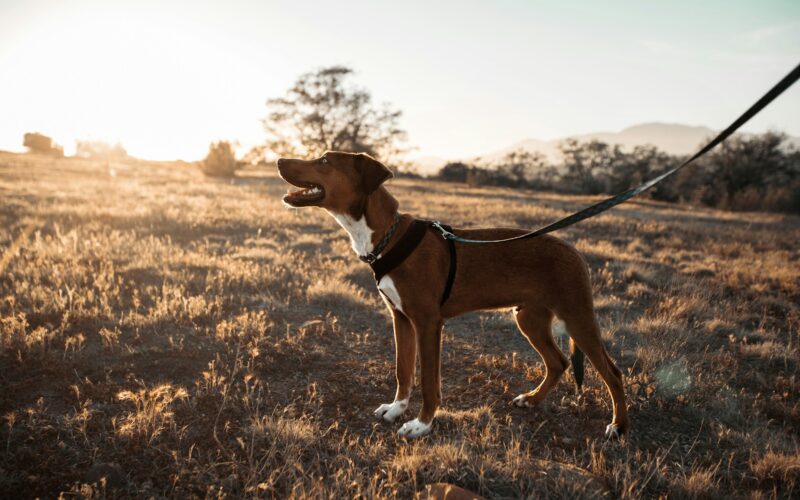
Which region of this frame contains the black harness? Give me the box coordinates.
[367,219,457,306]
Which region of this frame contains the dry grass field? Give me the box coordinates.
[1,152,799,498]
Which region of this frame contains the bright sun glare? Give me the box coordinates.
[2,3,275,160]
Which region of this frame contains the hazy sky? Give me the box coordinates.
[1,0,798,161]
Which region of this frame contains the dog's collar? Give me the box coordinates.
[359,212,401,264]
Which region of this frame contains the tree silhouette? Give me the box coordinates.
[495,150,556,189]
[258,66,406,162]
[559,139,623,194]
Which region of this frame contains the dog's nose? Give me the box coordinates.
[276,158,284,168]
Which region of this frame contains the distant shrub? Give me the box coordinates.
[496,150,557,190]
[655,132,800,214]
[76,140,128,160]
[23,132,63,157]
[438,162,470,183]
[768,179,800,213]
[437,151,556,190]
[557,139,617,194]
[201,141,241,177]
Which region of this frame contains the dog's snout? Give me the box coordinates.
[276,158,285,168]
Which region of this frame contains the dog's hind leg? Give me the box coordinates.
[374,310,415,423]
[562,313,630,438]
[512,306,569,408]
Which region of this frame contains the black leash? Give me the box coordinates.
[432,62,800,244]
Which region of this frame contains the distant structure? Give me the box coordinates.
[23,132,63,157]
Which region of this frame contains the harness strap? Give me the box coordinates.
[440,225,457,306]
[370,219,429,282]
[369,219,458,306]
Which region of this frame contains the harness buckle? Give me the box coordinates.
[360,252,378,264]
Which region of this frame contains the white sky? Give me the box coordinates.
[0,0,798,161]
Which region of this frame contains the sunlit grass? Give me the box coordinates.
[0,152,798,497]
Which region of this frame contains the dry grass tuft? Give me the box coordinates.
[670,463,721,499]
[115,384,188,444]
[751,452,800,491]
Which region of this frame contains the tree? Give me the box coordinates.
[699,132,796,211]
[258,66,406,163]
[559,139,624,194]
[709,133,787,197]
[201,141,241,177]
[607,145,674,195]
[23,132,63,157]
[494,149,556,189]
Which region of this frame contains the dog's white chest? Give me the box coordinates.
[327,212,374,257]
[377,276,404,313]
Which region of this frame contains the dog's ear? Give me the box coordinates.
[355,153,393,194]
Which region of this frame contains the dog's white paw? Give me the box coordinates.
[373,399,408,423]
[397,418,432,438]
[605,423,622,440]
[512,393,533,408]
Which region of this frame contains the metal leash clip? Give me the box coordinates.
[430,221,456,240]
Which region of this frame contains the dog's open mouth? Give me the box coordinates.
[283,182,325,206]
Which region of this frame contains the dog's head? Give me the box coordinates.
[277,151,393,215]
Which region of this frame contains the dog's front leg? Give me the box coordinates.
[374,310,416,423]
[397,317,443,438]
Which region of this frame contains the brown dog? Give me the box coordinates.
[277,151,629,439]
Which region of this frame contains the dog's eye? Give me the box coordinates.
[320,157,328,164]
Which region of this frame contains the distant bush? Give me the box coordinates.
[558,139,620,194]
[650,132,800,213]
[439,162,470,183]
[201,141,241,177]
[435,132,800,214]
[496,150,557,190]
[437,151,558,190]
[75,140,128,160]
[23,132,63,157]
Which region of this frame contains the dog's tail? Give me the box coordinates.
[569,339,585,391]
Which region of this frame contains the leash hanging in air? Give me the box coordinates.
[431,61,800,244]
